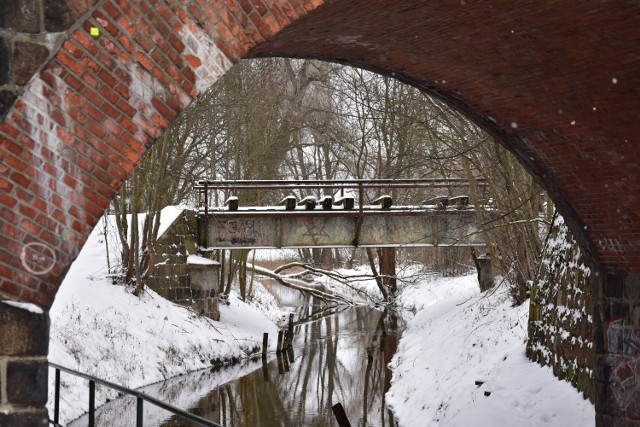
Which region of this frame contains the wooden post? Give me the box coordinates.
[277,353,284,374]
[287,313,294,347]
[332,402,352,427]
[276,330,284,354]
[262,332,268,357]
[476,255,493,292]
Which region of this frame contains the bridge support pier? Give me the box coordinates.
[0,301,49,426]
[379,248,397,296]
[593,272,640,426]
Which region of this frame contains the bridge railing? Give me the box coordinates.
[194,178,487,217]
[48,362,220,427]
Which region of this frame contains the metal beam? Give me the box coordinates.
[200,209,489,249]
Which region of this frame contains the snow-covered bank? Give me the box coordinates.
[388,274,595,426]
[47,211,595,425]
[47,221,282,425]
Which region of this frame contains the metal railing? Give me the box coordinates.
[49,362,220,427]
[194,178,487,218]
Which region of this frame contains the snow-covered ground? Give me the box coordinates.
[46,212,594,425]
[47,218,284,424]
[388,274,595,426]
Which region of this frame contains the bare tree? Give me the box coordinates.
[109,57,551,306]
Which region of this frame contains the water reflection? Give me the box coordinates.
[261,278,319,308]
[70,281,403,427]
[166,306,401,427]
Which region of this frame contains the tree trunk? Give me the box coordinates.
[366,248,388,300]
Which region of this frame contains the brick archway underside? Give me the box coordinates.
[1,0,639,307]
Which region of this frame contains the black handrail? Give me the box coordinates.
[194,178,486,190]
[48,362,220,427]
[194,178,487,219]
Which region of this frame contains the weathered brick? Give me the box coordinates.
[0,411,49,427]
[0,0,40,32]
[0,300,49,356]
[44,0,99,32]
[6,359,48,405]
[0,90,17,121]
[0,35,10,85]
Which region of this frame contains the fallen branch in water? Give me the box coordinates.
[274,262,383,303]
[242,262,354,305]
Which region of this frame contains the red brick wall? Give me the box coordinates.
[1,0,639,310]
[248,1,640,276]
[0,0,322,306]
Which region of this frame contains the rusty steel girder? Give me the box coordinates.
[199,209,489,249]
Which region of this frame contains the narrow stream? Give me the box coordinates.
[71,280,403,426]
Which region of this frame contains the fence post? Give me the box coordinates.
[286,313,294,347]
[54,368,60,424]
[137,396,144,427]
[332,402,352,427]
[89,380,95,427]
[277,353,284,374]
[262,332,269,357]
[276,330,284,354]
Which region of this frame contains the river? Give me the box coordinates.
[69,279,403,426]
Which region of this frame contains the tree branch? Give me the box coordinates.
[242,262,354,305]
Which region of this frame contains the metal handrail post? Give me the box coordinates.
[204,181,209,219]
[89,380,95,427]
[54,368,60,424]
[137,396,144,427]
[48,362,220,427]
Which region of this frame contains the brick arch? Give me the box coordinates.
[1,1,639,424]
[245,1,640,275]
[0,0,325,307]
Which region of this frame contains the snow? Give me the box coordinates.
[387,274,595,426]
[187,254,220,265]
[47,217,279,425]
[47,210,595,426]
[156,205,185,239]
[2,300,44,314]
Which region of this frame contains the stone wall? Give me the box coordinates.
[527,213,593,399]
[0,0,100,119]
[146,209,220,321]
[0,301,49,426]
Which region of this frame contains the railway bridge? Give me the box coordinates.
[196,179,491,250]
[1,1,639,425]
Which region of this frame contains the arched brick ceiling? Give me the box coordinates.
[0,0,638,307]
[248,0,640,271]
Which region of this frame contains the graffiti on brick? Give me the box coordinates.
[604,319,640,419]
[20,242,56,275]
